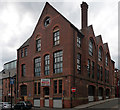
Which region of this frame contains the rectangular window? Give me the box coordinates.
[100,66,103,81]
[97,65,100,80]
[98,48,102,61]
[77,53,81,74]
[77,33,81,48]
[105,69,107,82]
[87,59,90,77]
[24,48,27,57]
[107,71,109,83]
[21,49,24,58]
[44,55,50,75]
[36,39,41,52]
[53,51,63,74]
[34,57,41,76]
[91,61,94,79]
[53,30,60,46]
[34,82,37,95]
[59,80,62,94]
[54,80,57,94]
[38,82,40,94]
[89,40,93,56]
[22,64,25,77]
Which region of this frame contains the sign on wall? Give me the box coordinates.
[41,79,50,86]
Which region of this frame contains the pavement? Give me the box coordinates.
[31,98,119,110]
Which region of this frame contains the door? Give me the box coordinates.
[44,87,49,107]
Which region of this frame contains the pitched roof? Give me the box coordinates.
[18,2,84,50]
[95,35,103,44]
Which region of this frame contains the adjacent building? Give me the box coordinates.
[2,60,17,104]
[16,2,115,108]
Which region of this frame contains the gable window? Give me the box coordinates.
[21,49,24,58]
[77,33,81,47]
[89,39,93,56]
[98,47,102,61]
[53,51,63,74]
[24,48,27,57]
[77,53,81,74]
[106,55,108,66]
[44,17,50,27]
[87,59,90,77]
[22,64,25,77]
[44,54,50,75]
[34,57,41,76]
[53,30,60,46]
[36,38,41,52]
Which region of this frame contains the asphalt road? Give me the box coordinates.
[87,98,120,109]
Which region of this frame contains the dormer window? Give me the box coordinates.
[44,17,50,27]
[106,55,108,66]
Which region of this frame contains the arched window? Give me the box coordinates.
[44,17,50,27]
[44,54,50,75]
[106,54,108,66]
[53,26,60,46]
[98,47,102,61]
[89,39,93,56]
[20,85,27,96]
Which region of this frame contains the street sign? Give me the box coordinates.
[71,87,76,92]
[10,78,14,85]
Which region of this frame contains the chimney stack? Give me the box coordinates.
[81,2,88,29]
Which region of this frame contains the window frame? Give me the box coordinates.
[21,64,25,77]
[36,38,41,52]
[53,30,60,46]
[77,53,81,74]
[53,51,63,74]
[89,39,93,56]
[44,54,50,75]
[34,57,41,77]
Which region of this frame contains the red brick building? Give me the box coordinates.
[2,60,16,104]
[16,2,115,108]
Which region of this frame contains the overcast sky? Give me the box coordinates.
[0,0,119,71]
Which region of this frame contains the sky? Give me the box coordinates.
[0,0,119,71]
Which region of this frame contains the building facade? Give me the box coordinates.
[16,2,115,108]
[2,60,17,104]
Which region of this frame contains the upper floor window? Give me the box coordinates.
[44,17,50,27]
[77,53,81,74]
[54,80,57,94]
[53,51,63,74]
[98,47,102,61]
[24,48,27,57]
[53,30,60,46]
[106,55,108,66]
[21,49,24,58]
[22,64,25,77]
[91,61,94,79]
[89,39,93,56]
[36,39,41,52]
[77,33,81,48]
[100,66,103,81]
[34,57,41,76]
[97,64,100,80]
[44,54,50,75]
[87,59,90,77]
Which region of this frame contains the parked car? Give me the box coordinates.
[14,101,32,110]
[1,102,11,110]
